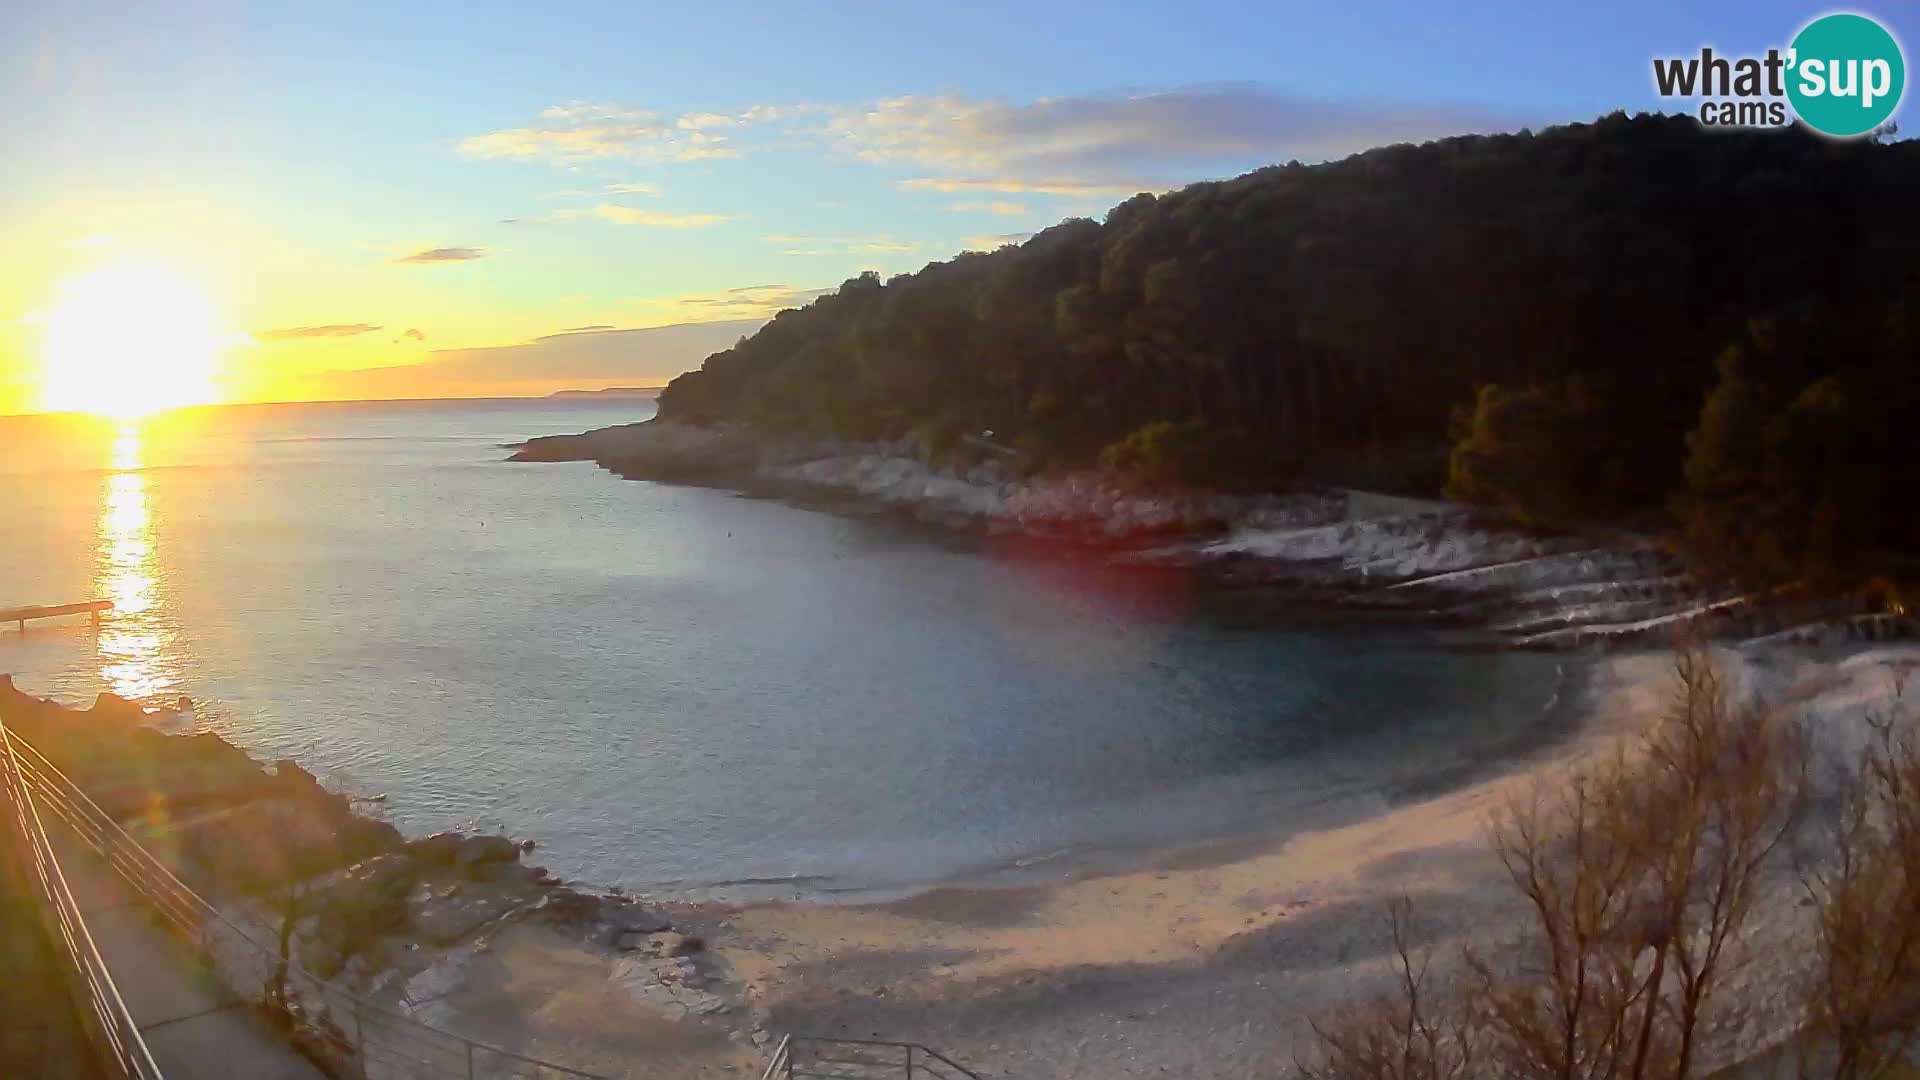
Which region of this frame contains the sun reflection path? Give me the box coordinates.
[94,425,178,701]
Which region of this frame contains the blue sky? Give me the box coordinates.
[1,1,1911,407]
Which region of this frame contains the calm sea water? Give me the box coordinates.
[0,399,1571,899]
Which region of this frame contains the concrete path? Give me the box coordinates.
[0,841,104,1079]
[45,820,328,1080]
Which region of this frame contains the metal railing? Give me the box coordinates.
[762,1036,982,1080]
[0,722,165,1080]
[2,724,610,1080]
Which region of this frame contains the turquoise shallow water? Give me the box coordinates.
[0,398,1571,899]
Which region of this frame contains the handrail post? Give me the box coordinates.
[467,1039,476,1080]
[906,1042,914,1079]
[354,996,368,1079]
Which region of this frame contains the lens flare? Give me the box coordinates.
[42,264,221,417]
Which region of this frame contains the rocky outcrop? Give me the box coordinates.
[1,677,770,1073]
[0,678,596,994]
[0,677,404,878]
[511,419,1914,651]
[408,830,466,865]
[511,420,768,487]
[409,885,529,946]
[454,833,521,867]
[611,947,735,1021]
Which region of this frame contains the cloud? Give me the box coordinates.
[592,205,730,228]
[461,88,1513,202]
[671,283,836,317]
[257,323,383,341]
[604,182,661,195]
[462,102,748,166]
[962,232,1034,251]
[396,246,486,264]
[897,176,1149,197]
[762,233,917,255]
[947,200,1029,216]
[553,324,615,334]
[499,209,581,226]
[278,319,767,401]
[830,87,1514,194]
[403,328,425,341]
[540,102,647,125]
[462,102,670,162]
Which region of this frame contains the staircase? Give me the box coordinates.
[761,1036,983,1080]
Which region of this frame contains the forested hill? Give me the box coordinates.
[660,112,1920,590]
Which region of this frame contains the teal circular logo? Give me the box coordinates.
[1788,13,1905,136]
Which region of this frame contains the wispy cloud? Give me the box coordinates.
[403,328,425,341]
[396,246,487,264]
[257,323,383,341]
[762,233,917,256]
[499,209,582,226]
[462,102,751,165]
[672,283,836,317]
[962,232,1034,251]
[460,88,1515,268]
[553,324,615,334]
[592,205,730,228]
[829,87,1514,195]
[461,103,670,163]
[280,319,766,401]
[947,200,1029,216]
[897,177,1146,196]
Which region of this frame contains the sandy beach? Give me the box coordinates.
[397,643,1917,1079]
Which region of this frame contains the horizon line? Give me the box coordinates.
[0,388,667,421]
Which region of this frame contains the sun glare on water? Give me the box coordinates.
[41,264,221,417]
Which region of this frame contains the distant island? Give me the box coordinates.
[546,386,662,399]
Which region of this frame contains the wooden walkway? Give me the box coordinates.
[2,601,113,631]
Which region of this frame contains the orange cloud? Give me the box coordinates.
[591,205,730,228]
[395,247,486,264]
[257,323,383,340]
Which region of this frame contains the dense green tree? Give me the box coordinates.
[655,112,1920,587]
[1679,301,1919,587]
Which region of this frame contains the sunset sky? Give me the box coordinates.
[2,0,1905,414]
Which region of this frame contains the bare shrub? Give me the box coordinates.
[1800,674,1920,1080]
[1303,648,1810,1080]
[1469,751,1658,1080]
[1297,898,1484,1080]
[1629,651,1809,1078]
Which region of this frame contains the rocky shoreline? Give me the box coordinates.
[512,418,1917,652]
[0,675,780,1074]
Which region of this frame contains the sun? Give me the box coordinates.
[41,264,221,417]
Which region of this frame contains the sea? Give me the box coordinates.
[0,398,1574,900]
